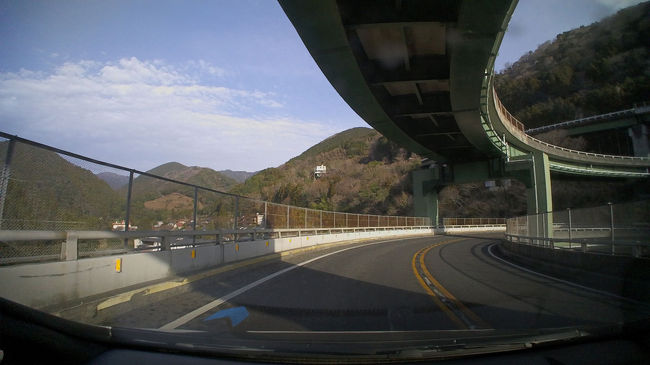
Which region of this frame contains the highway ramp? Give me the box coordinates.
[87,234,649,338]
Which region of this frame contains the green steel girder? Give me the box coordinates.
[278,0,446,162]
[279,0,650,181]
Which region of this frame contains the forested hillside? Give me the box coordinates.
[231,128,418,215]
[0,142,121,230]
[495,1,649,128]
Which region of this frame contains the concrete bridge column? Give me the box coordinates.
[527,151,553,240]
[412,168,440,227]
[629,124,649,157]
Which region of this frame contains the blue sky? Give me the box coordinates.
[0,0,644,172]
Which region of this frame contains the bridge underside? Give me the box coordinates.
[279,0,515,163]
[280,0,649,232]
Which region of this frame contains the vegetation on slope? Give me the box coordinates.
[495,1,649,128]
[231,127,421,215]
[0,142,121,230]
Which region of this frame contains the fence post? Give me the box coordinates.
[161,235,170,251]
[0,138,15,229]
[567,208,572,248]
[124,170,134,232]
[123,170,135,248]
[609,202,615,254]
[345,213,348,228]
[64,232,78,261]
[286,205,290,229]
[320,210,322,228]
[333,213,336,228]
[234,196,239,230]
[192,187,198,244]
[304,208,308,228]
[264,201,268,229]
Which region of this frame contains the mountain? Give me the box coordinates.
[0,142,122,230]
[118,162,239,229]
[96,172,129,190]
[217,169,256,183]
[495,1,649,128]
[232,127,421,215]
[129,162,238,199]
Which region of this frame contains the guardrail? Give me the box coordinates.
[525,103,649,135]
[443,217,506,226]
[504,233,650,258]
[492,90,650,162]
[505,200,650,258]
[0,132,435,263]
[0,225,431,265]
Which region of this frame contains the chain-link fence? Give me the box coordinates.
[505,200,650,257]
[0,133,432,263]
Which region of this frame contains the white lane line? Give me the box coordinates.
[159,237,425,330]
[246,329,494,334]
[487,243,646,305]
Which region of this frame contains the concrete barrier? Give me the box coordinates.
[0,228,434,309]
[497,240,650,303]
[438,226,506,234]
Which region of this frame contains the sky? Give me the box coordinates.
[0,0,644,173]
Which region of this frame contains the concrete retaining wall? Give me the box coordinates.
[497,240,650,302]
[0,228,433,309]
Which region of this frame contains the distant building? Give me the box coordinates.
[314,164,327,179]
[484,179,511,191]
[256,213,265,226]
[112,220,138,231]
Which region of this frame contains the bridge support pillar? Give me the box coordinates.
[629,124,649,157]
[412,168,440,227]
[527,151,553,240]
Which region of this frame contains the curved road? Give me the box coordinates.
[104,235,647,336]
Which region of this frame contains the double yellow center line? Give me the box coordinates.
[411,239,491,330]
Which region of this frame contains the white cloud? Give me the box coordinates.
[0,57,337,171]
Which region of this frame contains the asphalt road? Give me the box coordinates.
[105,234,649,336]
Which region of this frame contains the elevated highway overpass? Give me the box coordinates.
[278,0,650,234]
[526,104,650,158]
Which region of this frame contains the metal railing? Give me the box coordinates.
[492,90,650,161]
[526,102,649,135]
[0,132,432,264]
[442,217,506,227]
[0,225,431,265]
[505,200,650,258]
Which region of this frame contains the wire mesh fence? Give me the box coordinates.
[443,217,506,226]
[505,200,650,257]
[0,133,432,263]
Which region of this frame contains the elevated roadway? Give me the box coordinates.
[526,104,650,137]
[278,0,650,229]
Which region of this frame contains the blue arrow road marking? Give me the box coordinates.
[204,306,249,327]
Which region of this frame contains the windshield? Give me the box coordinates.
[0,0,649,362]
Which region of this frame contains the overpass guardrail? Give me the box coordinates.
[504,200,650,258]
[0,225,432,265]
[492,90,650,163]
